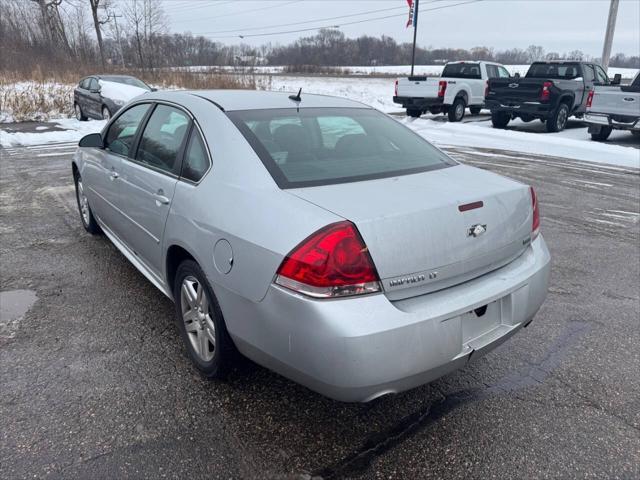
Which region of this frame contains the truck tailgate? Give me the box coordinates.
[590,85,640,117]
[397,77,440,98]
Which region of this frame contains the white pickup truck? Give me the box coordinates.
[393,61,510,121]
[585,71,640,141]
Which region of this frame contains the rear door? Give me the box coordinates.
[116,103,191,276]
[86,78,103,117]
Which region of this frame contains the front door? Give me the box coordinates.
[116,104,190,277]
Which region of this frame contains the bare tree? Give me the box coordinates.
[88,0,111,67]
[30,0,74,56]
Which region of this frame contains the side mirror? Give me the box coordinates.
[612,73,621,85]
[514,72,520,79]
[79,133,104,148]
[90,88,101,94]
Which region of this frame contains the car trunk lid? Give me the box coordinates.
[287,165,533,301]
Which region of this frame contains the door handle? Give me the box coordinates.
[154,190,170,206]
[109,171,119,180]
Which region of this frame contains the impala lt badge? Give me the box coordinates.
[468,224,487,238]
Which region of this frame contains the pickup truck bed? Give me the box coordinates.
[585,72,640,141]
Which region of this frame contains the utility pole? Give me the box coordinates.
[601,0,619,71]
[410,0,420,76]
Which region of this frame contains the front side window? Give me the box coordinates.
[135,105,190,174]
[228,108,455,188]
[89,78,99,91]
[181,129,210,182]
[104,103,150,157]
[594,66,609,84]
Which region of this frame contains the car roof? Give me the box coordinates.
[173,89,371,112]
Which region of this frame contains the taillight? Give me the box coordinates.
[530,186,540,240]
[438,80,447,98]
[394,79,398,97]
[586,90,594,108]
[540,81,553,101]
[484,80,489,98]
[275,221,381,298]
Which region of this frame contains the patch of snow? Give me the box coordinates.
[0,118,105,147]
[404,117,640,169]
[98,80,148,104]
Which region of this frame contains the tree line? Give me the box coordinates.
[1,0,638,75]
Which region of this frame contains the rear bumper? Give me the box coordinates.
[393,96,444,110]
[486,99,553,118]
[220,236,551,402]
[585,113,640,131]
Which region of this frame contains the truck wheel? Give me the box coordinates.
[491,111,510,129]
[590,126,612,141]
[448,97,466,122]
[407,109,422,118]
[469,106,482,115]
[546,103,569,133]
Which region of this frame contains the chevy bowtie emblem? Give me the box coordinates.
[509,83,519,88]
[468,224,487,237]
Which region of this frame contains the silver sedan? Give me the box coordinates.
[72,90,550,402]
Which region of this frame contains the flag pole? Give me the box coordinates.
[410,0,419,76]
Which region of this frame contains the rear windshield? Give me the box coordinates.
[101,76,150,90]
[442,63,481,79]
[526,63,582,79]
[227,108,454,188]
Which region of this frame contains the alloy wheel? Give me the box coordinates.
[102,107,110,121]
[180,276,216,362]
[75,104,82,121]
[76,178,90,225]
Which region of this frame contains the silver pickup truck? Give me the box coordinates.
[585,71,640,141]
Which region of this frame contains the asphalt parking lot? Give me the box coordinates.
[1,135,639,479]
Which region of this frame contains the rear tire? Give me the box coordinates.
[546,102,569,133]
[74,173,100,234]
[491,111,510,129]
[469,106,482,115]
[590,126,612,141]
[74,103,87,121]
[407,108,421,118]
[448,97,466,122]
[174,260,236,379]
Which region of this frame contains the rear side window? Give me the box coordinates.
[526,63,582,79]
[228,107,455,188]
[442,63,481,79]
[135,105,190,175]
[104,103,150,157]
[583,64,595,82]
[181,129,210,182]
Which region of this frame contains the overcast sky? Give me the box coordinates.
[159,0,640,57]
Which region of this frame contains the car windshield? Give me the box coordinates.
[442,63,481,79]
[526,63,582,79]
[227,107,455,188]
[101,76,150,90]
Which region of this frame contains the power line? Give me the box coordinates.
[203,0,482,39]
[171,0,302,23]
[197,4,409,35]
[163,0,236,14]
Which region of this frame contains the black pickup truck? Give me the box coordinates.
[485,61,610,132]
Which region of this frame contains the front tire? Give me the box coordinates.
[74,173,100,234]
[407,108,421,118]
[469,106,482,115]
[101,106,111,121]
[491,111,510,129]
[546,102,569,133]
[174,260,235,378]
[590,126,612,141]
[448,97,466,122]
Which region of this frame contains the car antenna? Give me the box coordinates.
[288,88,302,102]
